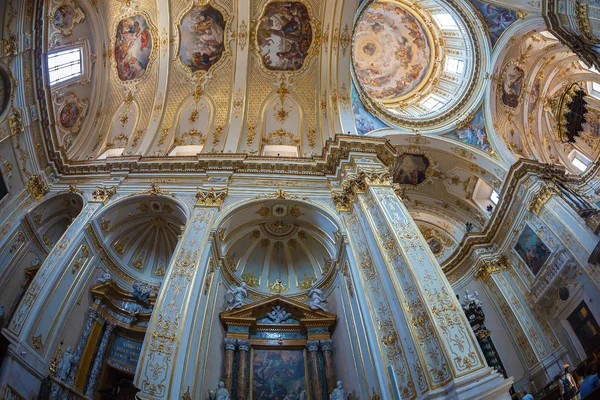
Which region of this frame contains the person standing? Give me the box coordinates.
[559,364,579,400]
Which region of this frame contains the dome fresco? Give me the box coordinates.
[353,1,432,101]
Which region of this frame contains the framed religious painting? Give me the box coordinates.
[250,348,310,400]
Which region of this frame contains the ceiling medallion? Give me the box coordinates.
[176,2,230,78]
[112,10,158,84]
[253,0,321,76]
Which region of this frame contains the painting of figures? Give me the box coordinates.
[53,6,75,30]
[256,2,313,71]
[114,15,153,81]
[251,349,307,400]
[59,102,80,130]
[353,2,431,100]
[392,153,430,186]
[583,112,600,137]
[501,63,524,108]
[444,108,493,152]
[528,78,541,114]
[352,83,387,135]
[179,5,225,73]
[515,225,552,276]
[470,0,518,46]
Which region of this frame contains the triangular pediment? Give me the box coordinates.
[220,295,336,329]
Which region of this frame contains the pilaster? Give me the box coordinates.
[339,167,511,399]
[134,198,220,399]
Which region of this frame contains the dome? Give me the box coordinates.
[352,0,485,131]
[353,2,433,101]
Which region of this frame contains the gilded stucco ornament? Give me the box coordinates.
[528,182,559,214]
[27,174,49,201]
[195,187,228,208]
[48,0,85,37]
[474,255,509,280]
[90,186,117,204]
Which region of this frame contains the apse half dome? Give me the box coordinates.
[352,0,486,132]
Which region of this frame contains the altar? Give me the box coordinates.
[218,296,338,400]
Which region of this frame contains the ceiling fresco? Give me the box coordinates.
[114,14,154,82]
[256,2,313,72]
[178,4,226,74]
[353,1,432,101]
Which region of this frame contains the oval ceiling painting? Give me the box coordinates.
[114,15,153,82]
[179,5,226,74]
[353,2,432,101]
[256,2,313,72]
[59,102,81,130]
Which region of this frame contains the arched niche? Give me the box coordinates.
[217,198,341,297]
[91,195,188,283]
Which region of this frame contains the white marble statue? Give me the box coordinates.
[215,381,230,400]
[330,381,349,400]
[226,283,248,311]
[55,346,74,382]
[95,272,111,284]
[267,305,291,323]
[462,290,483,308]
[308,283,328,312]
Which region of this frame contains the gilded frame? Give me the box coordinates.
[110,9,159,85]
[174,0,232,80]
[251,0,321,77]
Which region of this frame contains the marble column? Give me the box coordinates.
[320,340,335,395]
[237,339,250,400]
[85,321,115,397]
[307,340,323,400]
[68,302,101,386]
[223,338,237,395]
[74,307,106,390]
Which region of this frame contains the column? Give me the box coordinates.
[320,340,335,395]
[85,321,115,397]
[223,338,237,395]
[334,167,512,399]
[236,339,250,400]
[72,304,105,389]
[307,340,323,400]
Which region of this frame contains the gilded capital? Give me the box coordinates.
[195,187,228,209]
[528,182,558,215]
[91,186,117,204]
[475,255,508,280]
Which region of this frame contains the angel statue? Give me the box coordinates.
[55,346,74,382]
[308,283,328,312]
[330,381,349,400]
[226,283,248,311]
[207,381,230,400]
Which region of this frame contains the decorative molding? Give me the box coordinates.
[528,182,559,214]
[27,174,49,201]
[474,255,509,281]
[90,186,117,204]
[195,187,228,208]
